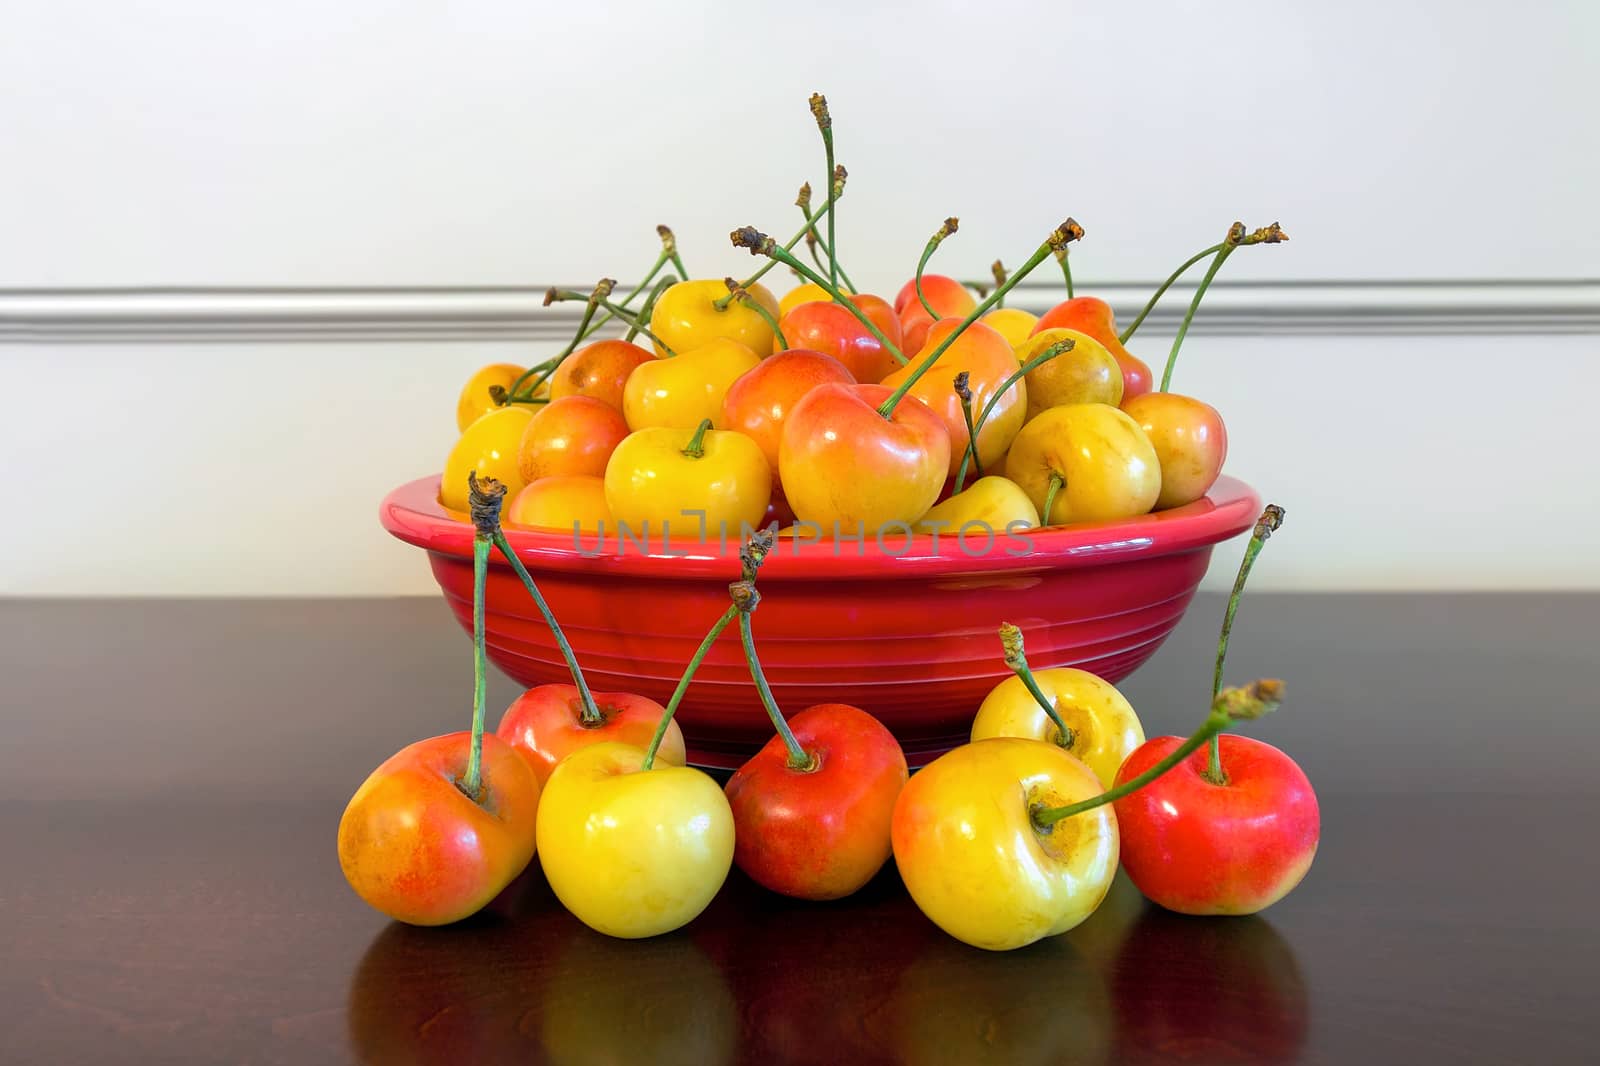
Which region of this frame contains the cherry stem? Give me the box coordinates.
[642,530,778,769]
[1031,680,1284,828]
[716,195,839,311]
[1041,473,1064,526]
[1204,504,1286,783]
[1158,221,1288,392]
[681,418,714,459]
[798,201,857,294]
[1033,500,1288,825]
[508,278,614,399]
[914,217,960,318]
[459,475,506,803]
[1055,246,1074,299]
[954,372,983,481]
[873,218,1082,419]
[478,509,603,727]
[724,277,787,350]
[628,273,679,343]
[1118,242,1224,345]
[991,260,1007,308]
[1161,243,1234,393]
[659,223,690,281]
[999,623,1073,747]
[952,338,1073,492]
[546,289,677,357]
[729,227,906,365]
[734,583,815,771]
[809,92,839,289]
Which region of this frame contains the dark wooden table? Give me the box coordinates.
[2,593,1595,1064]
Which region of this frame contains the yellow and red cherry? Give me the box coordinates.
[649,278,780,358]
[498,683,686,787]
[440,404,537,514]
[779,294,903,382]
[455,362,526,431]
[779,382,950,533]
[972,661,1146,789]
[504,475,612,532]
[548,339,655,412]
[721,348,856,489]
[880,319,1025,477]
[622,338,762,431]
[1122,391,1228,510]
[1003,403,1161,526]
[604,418,772,536]
[891,737,1119,951]
[517,395,629,483]
[1031,297,1154,401]
[1015,328,1124,418]
[896,275,977,356]
[1114,733,1318,915]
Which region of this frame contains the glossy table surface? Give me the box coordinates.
[2,593,1595,1064]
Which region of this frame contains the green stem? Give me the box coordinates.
[812,232,857,294]
[730,230,905,364]
[724,278,787,350]
[1203,503,1285,783]
[461,533,491,800]
[739,608,814,771]
[1034,502,1287,825]
[872,220,1079,419]
[999,623,1072,747]
[510,276,616,399]
[488,528,604,726]
[1041,473,1064,526]
[628,273,678,343]
[1160,244,1234,392]
[1036,713,1231,827]
[810,93,839,289]
[954,371,983,486]
[952,338,1073,490]
[914,218,960,318]
[643,605,737,769]
[547,291,677,357]
[580,253,668,345]
[1056,248,1074,299]
[1118,242,1224,345]
[681,418,713,459]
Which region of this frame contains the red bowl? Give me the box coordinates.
[381,475,1261,768]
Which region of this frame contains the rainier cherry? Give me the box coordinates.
[338,475,540,925]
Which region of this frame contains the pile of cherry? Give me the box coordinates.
[338,96,1320,952]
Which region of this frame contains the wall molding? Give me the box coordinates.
[2,279,1596,343]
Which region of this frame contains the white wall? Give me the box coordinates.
[2,1,1596,596]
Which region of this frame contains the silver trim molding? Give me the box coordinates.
[2,279,1596,343]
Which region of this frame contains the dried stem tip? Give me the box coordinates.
[1242,222,1289,245]
[1214,678,1286,721]
[1224,221,1249,246]
[999,622,1025,666]
[796,182,813,210]
[729,579,761,615]
[542,287,559,307]
[730,226,777,256]
[1048,218,1085,253]
[831,164,847,198]
[991,260,1008,289]
[467,473,506,536]
[588,278,617,305]
[656,225,677,255]
[953,371,973,403]
[933,217,959,244]
[722,276,750,303]
[487,384,509,407]
[1254,503,1286,538]
[739,528,777,580]
[809,92,831,130]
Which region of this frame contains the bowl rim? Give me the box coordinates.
[381,474,1263,580]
